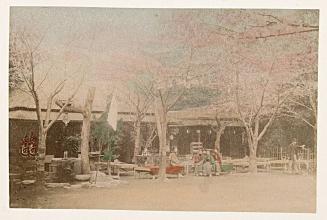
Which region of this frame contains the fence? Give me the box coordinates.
[258,146,316,173]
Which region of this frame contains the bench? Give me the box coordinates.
[133,167,152,178]
[134,165,184,178]
[149,165,184,178]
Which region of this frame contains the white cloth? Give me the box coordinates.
[107,91,118,130]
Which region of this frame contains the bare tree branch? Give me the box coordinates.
[252,28,318,40]
[256,13,284,23]
[288,98,314,112]
[234,70,254,140]
[35,63,54,91]
[15,87,34,97]
[282,111,315,129]
[52,80,67,97]
[46,79,83,131]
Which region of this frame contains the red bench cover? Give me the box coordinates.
[148,165,184,175]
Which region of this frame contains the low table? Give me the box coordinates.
[270,160,289,171]
[133,167,151,178]
[94,161,137,177]
[111,162,137,176]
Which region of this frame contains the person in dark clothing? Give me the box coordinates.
[192,149,204,176]
[288,138,305,174]
[202,150,213,177]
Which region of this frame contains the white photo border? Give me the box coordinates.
[1,1,326,220]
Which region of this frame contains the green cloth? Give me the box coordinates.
[221,164,233,172]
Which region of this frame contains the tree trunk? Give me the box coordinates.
[80,87,95,174]
[81,116,91,174]
[35,94,46,174]
[248,142,258,173]
[132,120,141,163]
[154,96,167,181]
[158,118,167,180]
[248,117,260,174]
[36,130,47,182]
[214,126,226,153]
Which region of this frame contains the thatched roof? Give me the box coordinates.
[9,89,154,122]
[9,90,239,125]
[10,89,132,112]
[168,105,241,126]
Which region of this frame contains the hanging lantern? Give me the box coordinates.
[62,112,70,126]
[196,129,201,143]
[241,132,245,144]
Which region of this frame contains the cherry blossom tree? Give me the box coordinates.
[170,9,318,173]
[9,30,83,177]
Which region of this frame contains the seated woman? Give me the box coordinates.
[167,147,184,177]
[169,147,180,166]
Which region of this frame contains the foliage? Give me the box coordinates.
[92,118,123,162]
[258,116,315,159]
[258,121,288,152]
[172,86,221,110]
[103,142,119,162]
[91,119,111,152]
[9,58,24,91]
[9,33,25,91]
[116,122,135,162]
[282,71,317,131]
[63,135,81,158]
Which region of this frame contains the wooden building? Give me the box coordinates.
[9,90,247,174]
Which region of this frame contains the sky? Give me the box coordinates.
[9,7,319,109]
[10,7,166,107]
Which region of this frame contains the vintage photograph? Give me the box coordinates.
[8,7,318,212]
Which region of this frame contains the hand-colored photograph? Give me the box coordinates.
[8,7,318,212]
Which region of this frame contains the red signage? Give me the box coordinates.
[20,133,38,157]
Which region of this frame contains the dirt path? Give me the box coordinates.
[16,173,316,212]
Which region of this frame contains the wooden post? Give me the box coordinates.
[107,160,111,177]
[280,147,283,160]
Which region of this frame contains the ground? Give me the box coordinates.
[10,173,316,213]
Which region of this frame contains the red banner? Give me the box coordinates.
[20,133,38,157]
